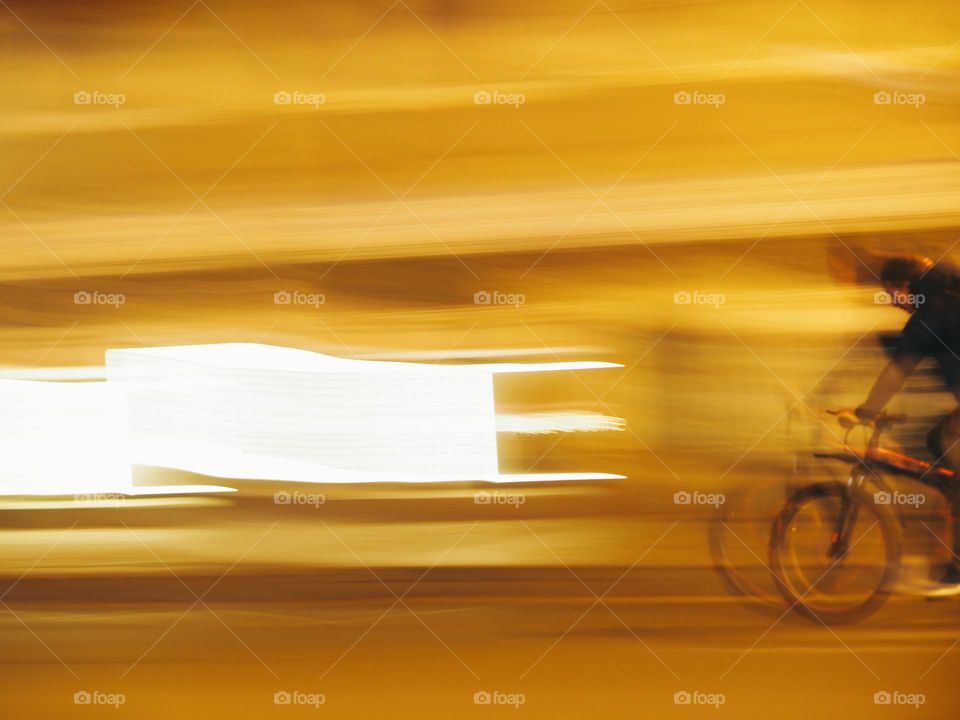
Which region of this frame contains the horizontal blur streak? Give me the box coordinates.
[0,0,958,276]
[1,3,960,718]
[2,163,959,276]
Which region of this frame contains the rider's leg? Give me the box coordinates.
[928,409,960,578]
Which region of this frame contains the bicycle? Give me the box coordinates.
[768,410,953,623]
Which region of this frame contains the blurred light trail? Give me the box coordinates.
[496,412,626,434]
[0,379,131,495]
[0,366,107,381]
[0,380,234,497]
[106,343,623,483]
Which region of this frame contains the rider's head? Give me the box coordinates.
[879,256,933,312]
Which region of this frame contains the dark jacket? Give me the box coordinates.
[859,264,960,417]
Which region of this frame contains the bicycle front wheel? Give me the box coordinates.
[709,482,787,609]
[769,481,901,623]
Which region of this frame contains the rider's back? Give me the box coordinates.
[905,262,960,397]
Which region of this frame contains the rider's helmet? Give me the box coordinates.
[879,255,933,290]
[877,255,960,309]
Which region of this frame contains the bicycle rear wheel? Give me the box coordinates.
[769,481,901,623]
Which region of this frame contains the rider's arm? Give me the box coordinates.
[856,315,933,420]
[856,355,921,420]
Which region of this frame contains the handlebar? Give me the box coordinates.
[827,409,908,430]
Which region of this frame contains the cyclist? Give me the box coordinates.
[839,255,960,586]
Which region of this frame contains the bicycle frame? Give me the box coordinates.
[821,416,901,559]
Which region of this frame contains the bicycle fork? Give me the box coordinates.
[828,480,860,559]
